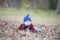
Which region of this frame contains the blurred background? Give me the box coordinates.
[0,0,60,40]
[0,0,60,24]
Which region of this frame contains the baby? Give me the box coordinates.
[17,14,42,33]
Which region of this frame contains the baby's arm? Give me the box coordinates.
[18,24,22,30]
[29,24,35,32]
[30,24,42,33]
[16,24,22,33]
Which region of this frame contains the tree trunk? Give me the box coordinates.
[1,0,24,9]
[39,0,49,9]
[32,0,37,10]
[56,0,60,13]
[49,0,57,10]
[0,0,5,7]
[29,0,37,10]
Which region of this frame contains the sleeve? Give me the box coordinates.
[29,24,35,32]
[18,24,22,31]
[29,24,42,33]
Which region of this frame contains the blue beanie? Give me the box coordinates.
[24,14,32,22]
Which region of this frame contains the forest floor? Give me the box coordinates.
[0,8,60,40]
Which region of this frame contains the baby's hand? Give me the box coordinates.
[18,31,22,34]
[34,29,42,33]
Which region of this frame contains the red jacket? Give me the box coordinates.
[18,24,35,32]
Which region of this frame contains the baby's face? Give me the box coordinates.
[24,21,32,26]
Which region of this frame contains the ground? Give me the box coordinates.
[0,8,60,40]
